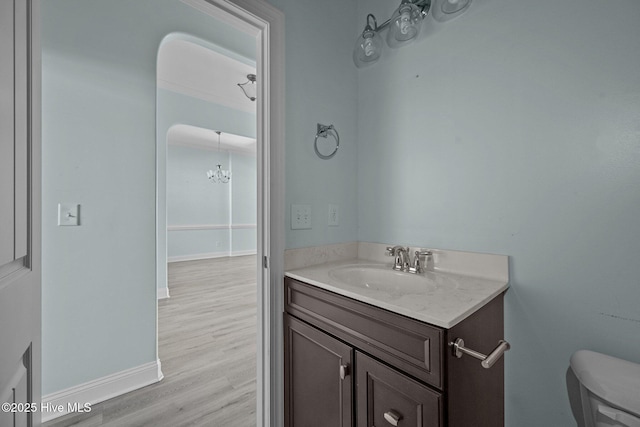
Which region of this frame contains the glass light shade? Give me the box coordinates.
[442,0,469,13]
[386,1,424,48]
[353,29,383,68]
[432,0,472,22]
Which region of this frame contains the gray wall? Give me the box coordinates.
[267,0,359,249]
[355,0,640,425]
[230,152,258,253]
[42,0,640,424]
[157,86,256,288]
[167,145,257,259]
[41,0,255,395]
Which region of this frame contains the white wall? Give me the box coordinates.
[41,0,256,395]
[355,0,640,425]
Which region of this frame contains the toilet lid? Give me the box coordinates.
[571,350,640,416]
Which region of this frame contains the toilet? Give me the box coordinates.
[570,350,640,427]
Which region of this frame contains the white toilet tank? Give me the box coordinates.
[570,350,640,427]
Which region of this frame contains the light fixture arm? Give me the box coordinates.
[215,130,222,150]
[365,13,378,32]
[237,74,257,101]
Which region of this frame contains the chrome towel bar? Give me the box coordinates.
[450,338,511,369]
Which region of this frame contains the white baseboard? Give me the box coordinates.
[232,250,258,257]
[168,250,256,263]
[168,251,229,263]
[42,359,164,423]
[157,286,170,300]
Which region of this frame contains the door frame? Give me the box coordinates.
[167,1,285,426]
[1,0,42,425]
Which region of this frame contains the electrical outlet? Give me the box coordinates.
[291,204,312,230]
[328,204,339,226]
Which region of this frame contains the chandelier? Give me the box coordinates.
[206,131,231,184]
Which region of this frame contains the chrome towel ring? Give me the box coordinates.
[314,123,340,159]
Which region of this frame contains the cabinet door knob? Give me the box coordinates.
[339,364,349,380]
[383,410,402,426]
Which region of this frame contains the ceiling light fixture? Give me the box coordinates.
[237,73,257,101]
[206,131,231,184]
[353,0,472,68]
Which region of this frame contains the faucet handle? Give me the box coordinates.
[409,250,433,274]
[385,247,394,256]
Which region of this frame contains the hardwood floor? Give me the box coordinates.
[45,256,258,427]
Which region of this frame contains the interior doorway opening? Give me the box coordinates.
[156,30,259,426]
[38,0,283,425]
[156,1,286,425]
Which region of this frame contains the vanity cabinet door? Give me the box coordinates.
[356,352,442,427]
[285,314,354,427]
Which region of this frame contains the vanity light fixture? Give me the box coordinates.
[353,0,472,68]
[353,14,384,67]
[206,131,231,184]
[386,0,426,48]
[237,73,257,101]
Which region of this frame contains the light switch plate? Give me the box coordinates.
[58,203,80,226]
[291,204,312,230]
[328,204,339,226]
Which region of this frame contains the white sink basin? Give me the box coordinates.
[328,265,444,293]
[286,255,509,328]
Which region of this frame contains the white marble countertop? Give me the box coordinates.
[285,258,509,329]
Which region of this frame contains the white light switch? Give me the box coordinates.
[291,204,312,230]
[58,203,80,226]
[328,204,339,226]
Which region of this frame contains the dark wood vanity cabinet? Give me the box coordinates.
[284,277,506,427]
[284,315,354,427]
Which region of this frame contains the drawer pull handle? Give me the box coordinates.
[451,338,511,369]
[383,410,402,426]
[339,364,349,380]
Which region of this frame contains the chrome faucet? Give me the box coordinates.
[386,246,410,271]
[386,246,433,274]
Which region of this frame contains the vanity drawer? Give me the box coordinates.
[356,351,442,427]
[285,277,444,389]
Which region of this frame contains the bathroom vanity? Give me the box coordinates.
[283,249,509,427]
